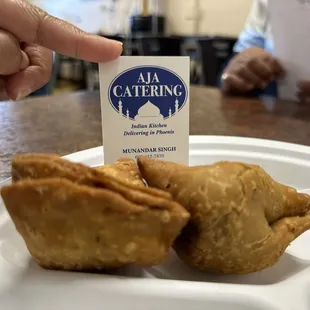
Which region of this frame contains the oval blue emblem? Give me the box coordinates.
[108,66,188,121]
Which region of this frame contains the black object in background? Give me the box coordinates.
[138,37,183,56]
[198,37,237,87]
[130,15,166,36]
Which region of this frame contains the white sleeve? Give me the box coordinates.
[245,0,269,34]
[233,0,269,52]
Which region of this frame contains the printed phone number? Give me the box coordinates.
[134,153,165,159]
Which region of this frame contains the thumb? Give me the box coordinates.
[5,44,52,100]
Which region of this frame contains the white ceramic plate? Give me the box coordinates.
[0,136,310,310]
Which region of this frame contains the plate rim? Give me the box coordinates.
[1,135,310,187]
[62,135,310,162]
[189,136,310,153]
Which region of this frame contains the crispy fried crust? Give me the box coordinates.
[138,156,310,274]
[12,153,99,183]
[1,154,189,271]
[96,158,145,187]
[12,154,144,187]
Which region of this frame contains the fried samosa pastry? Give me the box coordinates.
[1,156,189,271]
[137,157,310,274]
[12,154,144,187]
[96,158,144,187]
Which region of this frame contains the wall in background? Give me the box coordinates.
[165,0,252,37]
[30,0,252,37]
[29,0,123,34]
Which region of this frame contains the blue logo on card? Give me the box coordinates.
[108,66,188,121]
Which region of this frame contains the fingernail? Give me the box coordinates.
[111,40,123,46]
[15,89,33,101]
[20,51,30,70]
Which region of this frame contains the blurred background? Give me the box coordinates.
[29,0,252,94]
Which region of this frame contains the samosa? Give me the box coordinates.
[1,154,189,271]
[137,157,310,274]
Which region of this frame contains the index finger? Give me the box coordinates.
[271,58,285,78]
[0,0,123,62]
[248,58,273,80]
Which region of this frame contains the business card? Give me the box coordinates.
[99,56,190,165]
